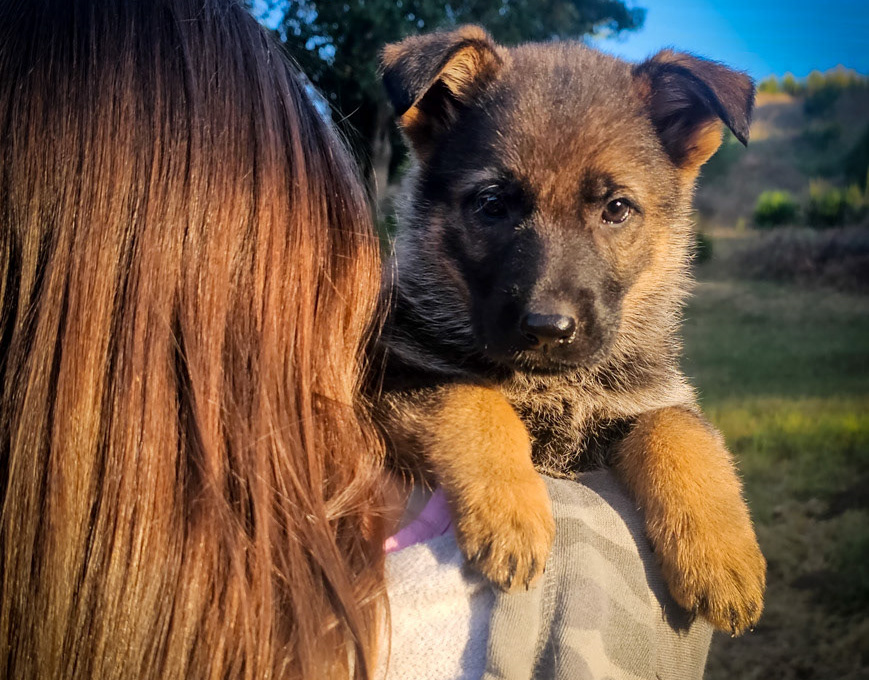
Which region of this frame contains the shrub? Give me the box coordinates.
[805,180,867,228]
[738,227,869,292]
[757,68,867,108]
[800,122,841,150]
[804,86,840,117]
[806,181,847,227]
[754,190,799,228]
[843,123,869,190]
[781,72,802,96]
[844,184,866,221]
[803,67,868,116]
[757,75,782,94]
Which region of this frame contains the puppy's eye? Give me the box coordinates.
[475,190,508,219]
[601,199,632,224]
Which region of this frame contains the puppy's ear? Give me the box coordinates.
[381,26,504,158]
[633,51,755,179]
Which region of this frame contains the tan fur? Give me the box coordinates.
[679,120,725,182]
[425,385,554,588]
[382,26,505,158]
[375,383,553,588]
[437,44,498,99]
[614,407,766,632]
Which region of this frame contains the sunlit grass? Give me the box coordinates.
[707,398,869,518]
[684,279,869,402]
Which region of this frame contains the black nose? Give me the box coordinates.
[520,313,577,348]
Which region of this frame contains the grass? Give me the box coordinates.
[683,248,869,679]
[683,279,869,401]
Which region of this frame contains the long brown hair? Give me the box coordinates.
[0,0,387,677]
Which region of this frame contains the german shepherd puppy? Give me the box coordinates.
[375,26,765,635]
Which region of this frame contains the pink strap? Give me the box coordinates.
[384,488,452,553]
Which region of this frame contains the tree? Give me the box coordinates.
[757,75,781,95]
[257,0,644,200]
[781,72,801,97]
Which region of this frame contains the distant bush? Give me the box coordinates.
[845,184,867,215]
[809,66,866,92]
[756,67,868,108]
[739,227,869,292]
[843,124,869,190]
[756,72,804,96]
[804,87,840,117]
[756,75,778,94]
[806,182,846,227]
[805,180,868,228]
[754,190,799,228]
[782,72,802,96]
[807,68,867,116]
[800,122,841,150]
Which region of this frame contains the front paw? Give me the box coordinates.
[450,473,555,591]
[615,406,766,635]
[656,513,766,635]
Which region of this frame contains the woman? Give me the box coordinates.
[0,2,712,678]
[0,1,388,677]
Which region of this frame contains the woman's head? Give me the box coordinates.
[0,1,385,677]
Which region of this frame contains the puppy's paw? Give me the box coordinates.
[616,406,766,636]
[451,472,555,591]
[656,514,766,635]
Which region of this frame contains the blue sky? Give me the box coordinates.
[253,0,869,81]
[594,0,869,80]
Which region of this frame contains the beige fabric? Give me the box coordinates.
[380,531,493,679]
[483,473,712,680]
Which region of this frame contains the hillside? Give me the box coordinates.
[694,86,869,228]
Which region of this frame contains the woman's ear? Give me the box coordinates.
[380,25,506,159]
[633,50,755,179]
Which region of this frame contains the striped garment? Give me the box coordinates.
[380,472,712,680]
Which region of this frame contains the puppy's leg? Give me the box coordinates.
[614,406,765,635]
[382,383,554,590]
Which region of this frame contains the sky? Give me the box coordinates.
[253,0,869,81]
[593,0,869,80]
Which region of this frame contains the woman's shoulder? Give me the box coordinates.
[382,493,493,680]
[485,471,713,680]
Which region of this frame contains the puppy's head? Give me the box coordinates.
[382,28,753,373]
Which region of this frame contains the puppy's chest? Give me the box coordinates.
[500,378,633,476]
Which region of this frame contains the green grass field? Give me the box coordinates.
[683,251,869,679]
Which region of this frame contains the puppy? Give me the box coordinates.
[374,26,765,635]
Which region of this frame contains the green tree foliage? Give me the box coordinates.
[757,75,781,94]
[756,67,868,118]
[255,0,644,195]
[782,72,801,96]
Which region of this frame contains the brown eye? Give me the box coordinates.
[602,198,632,224]
[476,190,508,219]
